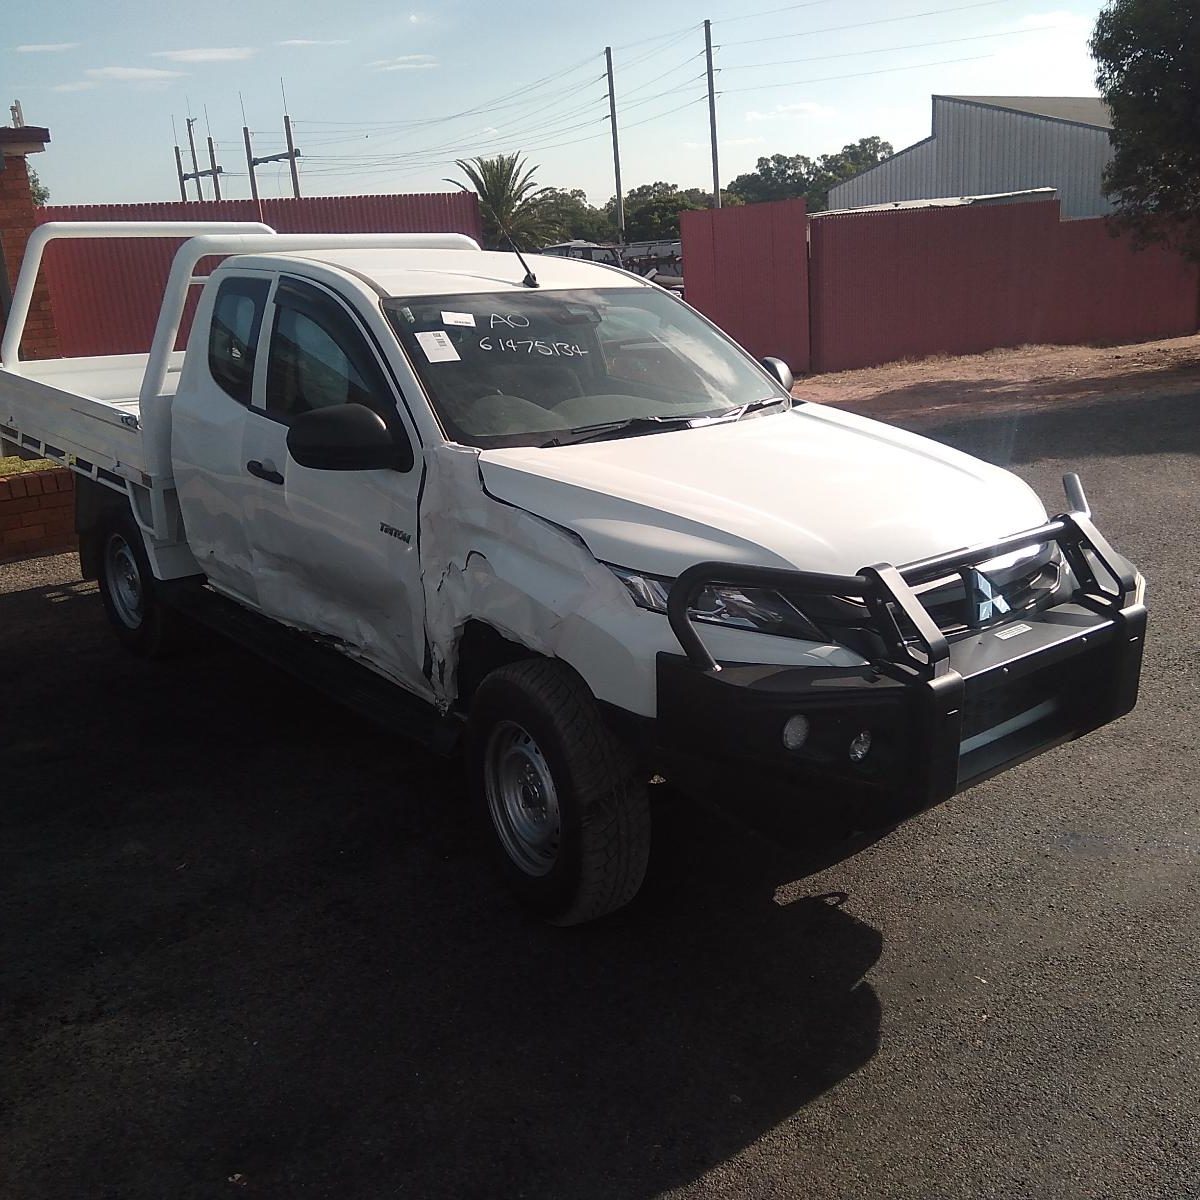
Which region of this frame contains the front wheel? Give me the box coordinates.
[469,659,651,925]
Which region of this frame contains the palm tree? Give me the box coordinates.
[447,154,562,249]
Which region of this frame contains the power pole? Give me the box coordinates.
[704,20,721,208]
[206,136,223,201]
[283,114,302,199]
[178,132,223,198]
[243,126,260,202]
[185,117,204,200]
[243,124,299,202]
[173,145,188,201]
[605,47,625,242]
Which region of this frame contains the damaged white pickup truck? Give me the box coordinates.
[2,222,1146,923]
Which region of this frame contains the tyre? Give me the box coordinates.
[469,658,651,925]
[96,513,188,657]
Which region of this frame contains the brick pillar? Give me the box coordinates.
[0,125,59,361]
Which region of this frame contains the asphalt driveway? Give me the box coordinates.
[2,383,1197,1199]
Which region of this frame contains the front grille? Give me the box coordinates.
[915,558,1064,635]
[787,555,1066,664]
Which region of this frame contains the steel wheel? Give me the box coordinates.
[104,532,145,630]
[484,719,562,877]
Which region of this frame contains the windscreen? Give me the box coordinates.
[382,287,784,449]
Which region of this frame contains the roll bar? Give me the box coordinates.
[1,222,483,394]
[1,221,276,368]
[139,231,480,406]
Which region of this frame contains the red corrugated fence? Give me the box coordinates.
[808,198,1200,372]
[30,192,1200,373]
[680,199,810,373]
[36,193,484,357]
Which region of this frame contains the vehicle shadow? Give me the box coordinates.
[842,382,1200,467]
[1,577,883,1200]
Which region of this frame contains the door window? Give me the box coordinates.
[208,276,269,404]
[265,279,396,422]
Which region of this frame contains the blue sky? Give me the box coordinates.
[6,0,1107,207]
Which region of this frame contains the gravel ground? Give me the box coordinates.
[1,354,1197,1199]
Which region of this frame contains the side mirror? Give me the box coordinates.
[760,357,794,393]
[286,403,413,472]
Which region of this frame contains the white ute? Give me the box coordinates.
[1,223,1146,923]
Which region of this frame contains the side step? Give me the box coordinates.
[165,582,462,756]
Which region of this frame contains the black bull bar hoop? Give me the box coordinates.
[666,474,1140,677]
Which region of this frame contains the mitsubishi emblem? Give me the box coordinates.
[965,568,1011,626]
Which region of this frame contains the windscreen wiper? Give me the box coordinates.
[728,395,792,421]
[543,415,699,448]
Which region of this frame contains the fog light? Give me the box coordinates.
[782,714,810,751]
[848,730,872,762]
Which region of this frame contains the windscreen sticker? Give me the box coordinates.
[441,311,476,328]
[415,330,461,363]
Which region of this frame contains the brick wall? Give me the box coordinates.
[0,147,61,361]
[0,468,75,561]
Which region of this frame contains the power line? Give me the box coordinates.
[716,0,839,22]
[719,52,995,94]
[721,0,1015,47]
[301,90,616,167]
[717,24,1064,70]
[608,21,699,52]
[614,25,699,70]
[620,48,707,100]
[296,93,707,181]
[296,52,603,129]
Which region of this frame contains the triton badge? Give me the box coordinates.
[379,522,411,544]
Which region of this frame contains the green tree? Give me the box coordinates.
[29,166,50,206]
[538,187,618,242]
[726,137,893,211]
[446,153,561,249]
[726,153,815,205]
[605,181,708,241]
[807,136,893,210]
[1091,0,1200,257]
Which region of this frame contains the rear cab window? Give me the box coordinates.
[208,276,270,404]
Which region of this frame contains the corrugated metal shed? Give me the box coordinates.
[828,96,1114,218]
[817,187,1057,218]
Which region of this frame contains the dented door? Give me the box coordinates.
[241,276,429,697]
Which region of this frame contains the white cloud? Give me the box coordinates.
[746,102,837,123]
[50,81,98,92]
[278,38,349,46]
[152,47,256,62]
[369,54,438,71]
[408,13,426,23]
[86,66,184,81]
[17,42,79,53]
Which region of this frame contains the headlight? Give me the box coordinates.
[609,567,823,640]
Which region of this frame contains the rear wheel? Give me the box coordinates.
[97,514,188,657]
[469,659,651,925]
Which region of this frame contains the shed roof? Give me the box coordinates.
[940,96,1111,129]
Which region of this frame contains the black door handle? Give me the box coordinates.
[247,460,284,485]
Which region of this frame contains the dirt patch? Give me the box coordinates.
[796,333,1200,425]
